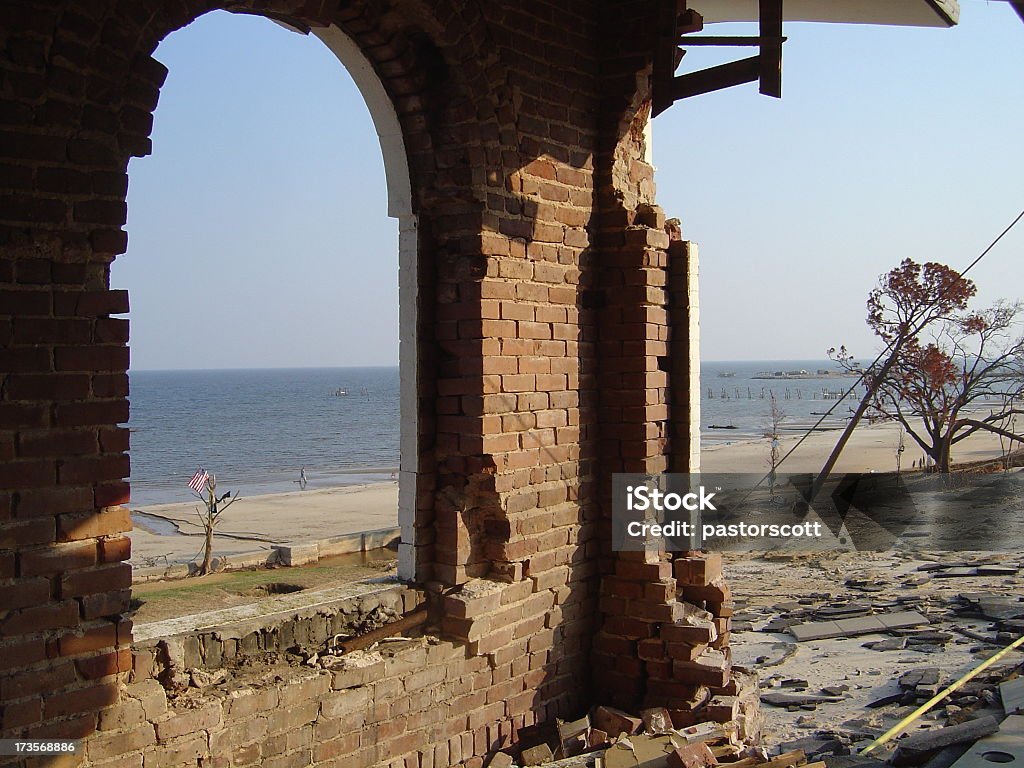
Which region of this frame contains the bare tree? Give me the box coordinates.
[810,260,977,499]
[880,306,1022,471]
[191,473,240,576]
[831,261,1024,474]
[764,391,785,498]
[994,395,1020,471]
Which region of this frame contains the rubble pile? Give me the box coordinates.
[720,551,1024,763]
[480,704,766,768]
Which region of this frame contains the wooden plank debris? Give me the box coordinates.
[892,716,1002,766]
[335,608,428,654]
[945,715,1024,768]
[761,691,845,707]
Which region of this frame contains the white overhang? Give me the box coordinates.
[689,0,958,28]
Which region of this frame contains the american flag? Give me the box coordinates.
[188,468,209,494]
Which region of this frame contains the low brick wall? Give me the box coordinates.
[132,582,421,676]
[87,637,513,768]
[78,579,589,768]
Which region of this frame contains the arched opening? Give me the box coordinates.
[111,10,420,619]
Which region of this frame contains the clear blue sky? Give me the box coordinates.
[114,5,1024,370]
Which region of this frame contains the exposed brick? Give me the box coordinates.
[0,600,78,637]
[58,622,117,656]
[0,637,46,672]
[1,697,42,731]
[20,540,96,577]
[43,681,119,719]
[98,536,130,563]
[0,517,55,548]
[57,453,130,484]
[57,506,130,541]
[60,562,131,597]
[54,400,129,427]
[0,289,50,316]
[0,661,76,701]
[0,577,50,610]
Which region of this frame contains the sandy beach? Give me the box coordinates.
[130,481,399,568]
[701,418,1010,474]
[128,420,1014,568]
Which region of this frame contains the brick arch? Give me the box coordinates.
[71,0,514,586]
[2,0,735,759]
[0,0,513,743]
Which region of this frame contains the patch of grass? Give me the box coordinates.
[131,553,398,624]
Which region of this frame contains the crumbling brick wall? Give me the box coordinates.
[0,0,734,765]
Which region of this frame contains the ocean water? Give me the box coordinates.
[699,360,866,445]
[127,367,399,505]
[127,360,866,506]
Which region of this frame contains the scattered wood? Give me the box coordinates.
[892,716,1001,766]
[334,608,428,654]
[946,714,1024,768]
[761,692,844,708]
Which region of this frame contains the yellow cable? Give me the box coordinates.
[860,633,1024,755]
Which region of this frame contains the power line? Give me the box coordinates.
[736,205,1024,495]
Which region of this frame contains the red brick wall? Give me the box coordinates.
[0,0,730,764]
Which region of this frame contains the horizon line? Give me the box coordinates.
[130,357,849,373]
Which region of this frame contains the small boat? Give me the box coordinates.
[708,424,738,430]
[332,388,348,396]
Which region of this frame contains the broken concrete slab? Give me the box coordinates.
[780,679,809,689]
[876,612,930,631]
[816,605,874,619]
[945,715,1024,768]
[790,621,845,642]
[900,668,943,693]
[789,611,928,642]
[975,565,1018,576]
[959,594,1024,621]
[1000,678,1024,715]
[905,632,953,647]
[821,685,850,697]
[893,715,1002,765]
[273,542,319,566]
[931,567,980,578]
[864,638,907,651]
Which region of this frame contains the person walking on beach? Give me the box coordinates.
[299,466,308,490]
